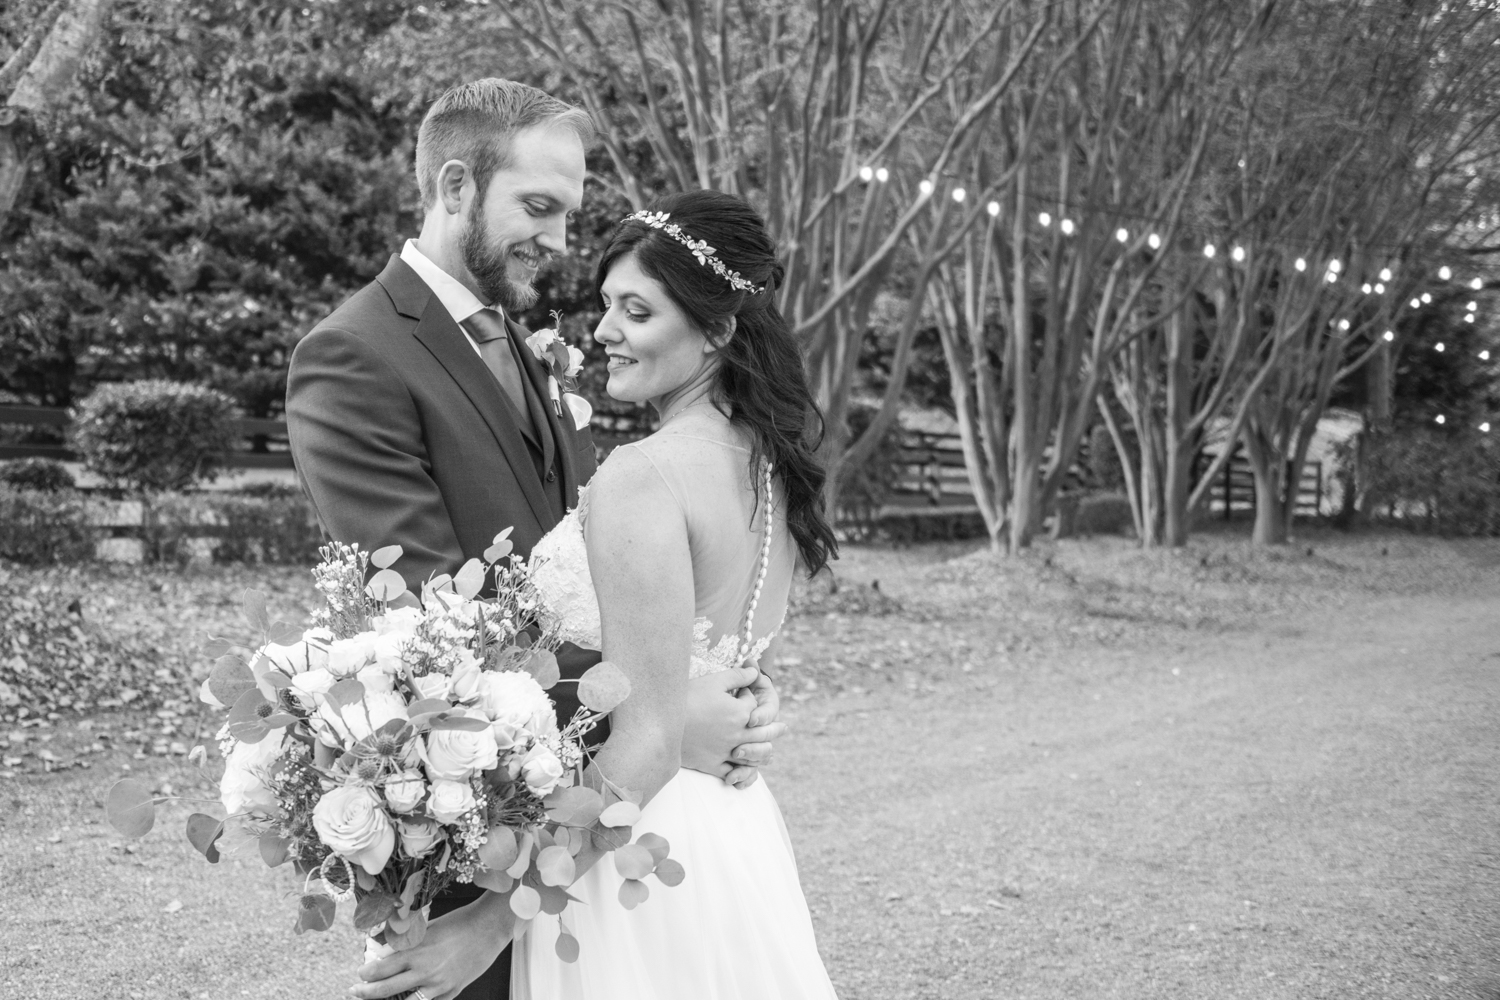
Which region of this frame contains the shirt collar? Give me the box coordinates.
[400,239,505,326]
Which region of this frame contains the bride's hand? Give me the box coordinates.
[725,669,785,788]
[348,892,516,1000]
[680,665,787,782]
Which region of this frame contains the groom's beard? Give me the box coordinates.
[461,201,542,313]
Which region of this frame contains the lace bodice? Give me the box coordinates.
[529,425,791,678]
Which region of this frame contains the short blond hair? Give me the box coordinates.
[414,79,594,207]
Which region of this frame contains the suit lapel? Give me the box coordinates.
[399,279,554,530]
[507,316,563,485]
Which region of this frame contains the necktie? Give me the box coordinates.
[462,309,534,435]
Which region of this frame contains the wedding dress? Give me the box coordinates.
[514,418,839,1000]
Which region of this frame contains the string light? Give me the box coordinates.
[1481,350,1492,361]
[1148,233,1161,250]
[1116,228,1130,243]
[1435,342,1445,352]
[859,166,874,182]
[1421,292,1433,303]
[1473,278,1485,290]
[1410,298,1422,309]
[1382,330,1395,342]
[1232,245,1246,262]
[1436,414,1447,424]
[876,167,889,182]
[1061,219,1076,235]
[1379,267,1393,282]
[1325,270,1338,283]
[1361,283,1372,294]
[987,201,1001,217]
[1466,314,1477,323]
[1467,301,1478,311]
[1328,259,1343,273]
[1375,282,1386,294]
[1204,243,1217,258]
[919,179,934,196]
[1439,266,1452,280]
[1482,422,1493,433]
[1338,319,1351,331]
[1295,258,1307,272]
[952,188,967,203]
[1039,212,1052,227]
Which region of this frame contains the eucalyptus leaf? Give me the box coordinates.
[525,650,560,690]
[453,558,486,600]
[577,661,631,714]
[653,857,686,887]
[472,868,515,894]
[506,831,535,879]
[105,779,156,838]
[268,620,305,645]
[208,656,256,708]
[241,590,271,634]
[478,825,520,874]
[326,678,366,711]
[617,878,650,910]
[509,884,542,920]
[429,714,491,733]
[295,893,336,934]
[184,813,224,864]
[406,698,451,718]
[612,843,655,881]
[636,832,670,866]
[370,544,403,570]
[384,905,428,950]
[259,832,290,868]
[536,882,576,916]
[366,568,407,603]
[353,891,399,932]
[535,845,576,888]
[599,801,642,829]
[544,786,603,828]
[200,633,236,658]
[555,930,580,963]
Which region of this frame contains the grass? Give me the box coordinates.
[3,525,1499,998]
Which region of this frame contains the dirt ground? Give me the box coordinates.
[2,528,1497,998]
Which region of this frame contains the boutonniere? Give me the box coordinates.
[525,311,586,418]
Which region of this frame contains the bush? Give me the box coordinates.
[71,380,237,492]
[836,402,906,524]
[1342,428,1500,535]
[140,492,322,565]
[0,457,75,492]
[0,486,95,564]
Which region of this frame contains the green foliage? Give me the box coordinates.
[0,485,95,564]
[835,402,906,521]
[1345,429,1500,536]
[141,490,322,566]
[72,380,237,491]
[0,457,75,492]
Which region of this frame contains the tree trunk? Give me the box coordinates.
[1009,458,1041,553]
[1245,443,1289,545]
[0,112,31,223]
[1162,440,1193,547]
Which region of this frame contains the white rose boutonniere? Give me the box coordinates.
[525,311,589,422]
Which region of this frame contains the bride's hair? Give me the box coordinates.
[596,190,837,576]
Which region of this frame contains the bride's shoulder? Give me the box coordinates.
[589,443,678,520]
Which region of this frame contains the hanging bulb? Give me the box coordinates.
[1061,219,1076,235]
[1361,284,1372,295]
[1382,330,1395,342]
[1232,246,1246,262]
[1410,298,1422,309]
[1421,292,1433,304]
[918,179,934,196]
[952,188,967,203]
[1467,314,1477,324]
[1338,319,1351,331]
[1439,266,1452,281]
[1328,259,1343,273]
[1116,228,1130,243]
[1295,258,1307,272]
[1435,342,1446,352]
[1435,414,1447,425]
[1039,212,1052,227]
[1480,350,1492,361]
[859,166,874,182]
[1148,233,1162,250]
[1467,301,1478,311]
[1326,271,1338,283]
[987,201,1001,217]
[1473,278,1484,290]
[1482,422,1492,433]
[1375,282,1386,294]
[875,167,890,182]
[1204,243,1217,258]
[1379,267,1393,282]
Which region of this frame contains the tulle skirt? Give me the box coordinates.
[511,769,838,1000]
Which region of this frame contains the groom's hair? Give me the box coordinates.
[415,79,594,208]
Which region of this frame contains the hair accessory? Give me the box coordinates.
[625,210,766,295]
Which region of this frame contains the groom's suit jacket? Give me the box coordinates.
[287,253,600,1000]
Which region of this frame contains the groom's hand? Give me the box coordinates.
[725,669,783,788]
[349,892,515,1000]
[681,665,787,784]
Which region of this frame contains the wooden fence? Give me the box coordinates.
[0,404,294,469]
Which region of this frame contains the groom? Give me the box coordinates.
[287,79,784,999]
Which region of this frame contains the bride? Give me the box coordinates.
[354,189,841,1000]
[511,190,840,999]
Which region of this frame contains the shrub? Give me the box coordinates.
[139,491,322,565]
[836,402,906,525]
[1341,428,1500,535]
[0,486,95,564]
[71,380,237,492]
[0,458,76,491]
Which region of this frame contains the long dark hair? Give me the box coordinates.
[596,190,837,576]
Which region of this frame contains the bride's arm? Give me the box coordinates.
[572,447,692,872]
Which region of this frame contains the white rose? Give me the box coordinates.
[563,344,585,378]
[423,710,499,781]
[448,661,483,704]
[383,770,427,813]
[219,733,285,816]
[408,671,449,702]
[475,670,557,750]
[426,778,477,824]
[314,690,408,748]
[259,630,331,676]
[370,631,409,675]
[327,634,378,679]
[355,662,397,694]
[520,744,565,797]
[312,784,395,875]
[396,816,442,858]
[372,606,423,636]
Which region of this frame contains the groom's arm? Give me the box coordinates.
[287,326,464,586]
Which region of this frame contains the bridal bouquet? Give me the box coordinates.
[106,533,682,966]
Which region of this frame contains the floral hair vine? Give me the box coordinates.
[625,210,766,295]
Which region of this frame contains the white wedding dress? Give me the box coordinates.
[515,418,839,1000]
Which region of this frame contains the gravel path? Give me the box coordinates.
[778,586,1500,999]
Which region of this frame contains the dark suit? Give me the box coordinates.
[287,252,601,999]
